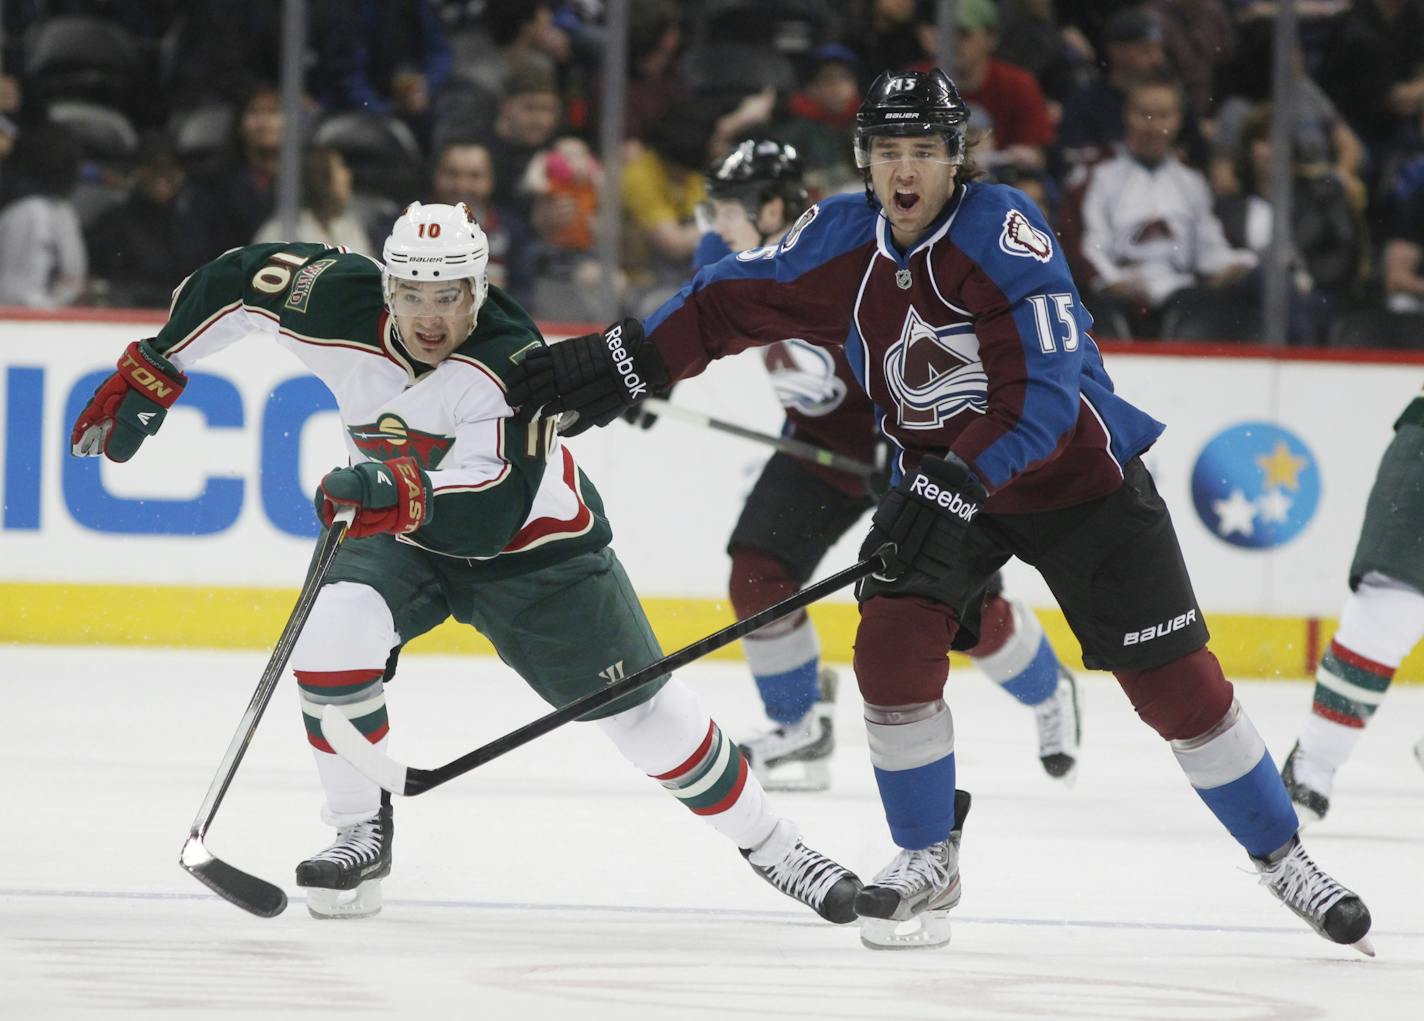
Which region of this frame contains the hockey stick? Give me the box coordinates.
[179,506,356,917]
[321,550,885,796]
[641,398,878,478]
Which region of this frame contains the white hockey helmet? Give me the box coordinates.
[381,201,490,318]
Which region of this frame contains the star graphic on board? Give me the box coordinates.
[1213,488,1257,537]
[1256,441,1308,491]
[1256,487,1294,524]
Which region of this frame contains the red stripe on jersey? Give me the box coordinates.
[653,721,717,781]
[309,734,335,753]
[1311,702,1366,728]
[503,446,593,552]
[1327,640,1394,678]
[294,668,385,688]
[691,754,750,816]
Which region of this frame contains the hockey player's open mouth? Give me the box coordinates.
[894,190,920,212]
[413,328,447,351]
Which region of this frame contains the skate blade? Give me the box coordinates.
[859,911,951,950]
[757,759,831,793]
[306,879,383,919]
[1351,935,1376,958]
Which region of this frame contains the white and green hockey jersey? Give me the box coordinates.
[153,242,611,578]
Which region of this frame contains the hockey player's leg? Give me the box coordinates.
[852,595,965,949]
[596,679,861,923]
[1117,647,1373,954]
[967,586,1081,782]
[729,547,835,791]
[1286,572,1424,825]
[290,581,400,918]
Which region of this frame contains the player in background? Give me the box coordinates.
[1282,384,1424,822]
[69,203,862,924]
[505,71,1375,955]
[696,139,1080,791]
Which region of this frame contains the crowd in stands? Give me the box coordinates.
[2,0,1424,347]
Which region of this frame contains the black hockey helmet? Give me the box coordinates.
[853,69,969,168]
[703,138,810,223]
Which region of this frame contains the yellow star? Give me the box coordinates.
[1256,441,1308,491]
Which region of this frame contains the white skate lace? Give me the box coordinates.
[762,842,849,909]
[872,845,950,896]
[311,819,383,868]
[1258,843,1348,919]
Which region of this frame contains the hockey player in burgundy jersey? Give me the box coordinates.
[69,202,862,925]
[697,139,1080,792]
[508,71,1375,954]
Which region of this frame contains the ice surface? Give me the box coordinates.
[5,646,1422,1019]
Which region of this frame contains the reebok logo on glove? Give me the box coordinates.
[604,324,649,401]
[909,473,980,522]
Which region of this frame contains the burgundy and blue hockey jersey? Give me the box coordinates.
[646,184,1165,514]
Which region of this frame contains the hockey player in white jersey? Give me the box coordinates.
[70,201,862,924]
[1282,385,1424,823]
[696,139,1080,792]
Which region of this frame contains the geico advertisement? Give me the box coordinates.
[3,317,1422,618]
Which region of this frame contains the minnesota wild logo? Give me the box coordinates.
[348,413,454,470]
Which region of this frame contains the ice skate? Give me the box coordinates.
[1035,666,1081,782]
[739,669,837,791]
[856,789,971,950]
[742,817,861,924]
[295,792,393,919]
[1281,742,1332,826]
[1251,834,1373,956]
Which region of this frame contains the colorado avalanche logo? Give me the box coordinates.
[348,413,454,470]
[999,209,1053,263]
[763,339,846,417]
[883,306,986,429]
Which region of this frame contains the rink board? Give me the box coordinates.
[3,309,1424,679]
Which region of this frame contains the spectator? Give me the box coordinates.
[621,0,689,141]
[1382,184,1424,316]
[1215,104,1364,345]
[480,62,563,217]
[454,0,569,97]
[0,114,16,196]
[910,0,1055,207]
[848,0,925,93]
[1317,0,1424,179]
[165,0,284,110]
[88,135,187,308]
[1146,0,1235,123]
[0,124,87,307]
[1211,21,1366,212]
[428,140,535,306]
[1078,73,1256,339]
[1058,6,1207,173]
[253,146,374,255]
[777,43,863,197]
[311,0,453,150]
[621,100,718,303]
[995,0,1096,107]
[176,83,284,266]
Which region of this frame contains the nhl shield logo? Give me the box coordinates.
[998,209,1054,263]
[883,306,987,429]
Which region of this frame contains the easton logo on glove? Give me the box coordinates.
[70,339,189,463]
[604,323,649,402]
[316,456,433,538]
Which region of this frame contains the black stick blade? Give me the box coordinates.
[180,837,287,918]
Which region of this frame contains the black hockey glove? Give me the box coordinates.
[505,318,670,437]
[858,452,987,583]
